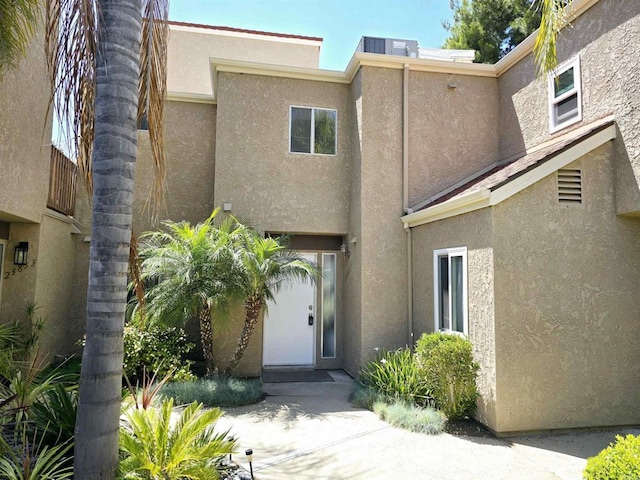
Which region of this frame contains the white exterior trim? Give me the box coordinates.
[433,246,468,335]
[402,123,616,228]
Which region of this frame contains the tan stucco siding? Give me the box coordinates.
[408,72,499,207]
[498,0,640,214]
[0,26,51,223]
[411,209,497,429]
[168,28,321,96]
[34,214,86,358]
[133,101,217,234]
[493,142,640,433]
[213,72,351,236]
[343,70,364,376]
[357,67,407,363]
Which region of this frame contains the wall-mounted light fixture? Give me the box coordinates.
[223,202,232,212]
[14,242,28,266]
[340,243,350,257]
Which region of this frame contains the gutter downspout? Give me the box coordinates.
[403,63,414,348]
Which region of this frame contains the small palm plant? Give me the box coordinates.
[224,228,318,374]
[118,398,235,480]
[140,209,246,374]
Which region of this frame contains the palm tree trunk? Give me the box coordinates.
[198,306,216,375]
[74,1,142,478]
[225,294,263,375]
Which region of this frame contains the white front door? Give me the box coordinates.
[263,253,316,366]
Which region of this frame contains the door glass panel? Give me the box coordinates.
[322,253,336,358]
[439,255,449,330]
[451,255,464,332]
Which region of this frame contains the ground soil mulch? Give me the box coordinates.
[445,417,495,438]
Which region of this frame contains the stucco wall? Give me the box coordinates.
[34,214,86,358]
[357,67,407,362]
[168,26,321,96]
[0,25,51,223]
[411,209,497,428]
[493,142,640,433]
[408,71,499,207]
[343,70,364,376]
[133,101,217,234]
[498,0,640,214]
[213,72,351,235]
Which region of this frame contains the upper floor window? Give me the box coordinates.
[433,247,468,335]
[548,56,582,133]
[290,106,337,155]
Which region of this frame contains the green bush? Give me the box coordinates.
[123,324,195,383]
[373,400,445,434]
[583,434,640,480]
[359,348,432,406]
[161,376,263,407]
[415,332,479,419]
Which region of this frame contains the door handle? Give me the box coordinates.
[308,313,314,326]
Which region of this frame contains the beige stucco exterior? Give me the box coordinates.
[498,0,640,214]
[4,0,637,436]
[492,144,640,433]
[167,23,322,97]
[0,20,90,362]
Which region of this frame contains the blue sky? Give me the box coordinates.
[169,0,455,71]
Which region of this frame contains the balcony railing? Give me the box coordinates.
[47,147,77,217]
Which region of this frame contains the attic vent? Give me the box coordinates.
[558,168,582,204]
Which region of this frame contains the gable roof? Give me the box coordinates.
[167,20,323,43]
[401,117,616,228]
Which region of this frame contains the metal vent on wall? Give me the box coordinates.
[558,168,582,204]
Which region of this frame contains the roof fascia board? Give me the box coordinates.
[353,52,497,78]
[166,91,215,104]
[169,24,323,46]
[489,123,616,205]
[401,190,491,228]
[494,0,602,76]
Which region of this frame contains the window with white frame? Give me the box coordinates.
[433,247,468,334]
[290,106,337,155]
[548,56,582,132]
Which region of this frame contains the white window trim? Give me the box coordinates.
[289,105,338,156]
[548,56,582,134]
[433,246,468,336]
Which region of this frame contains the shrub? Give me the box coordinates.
[123,324,195,383]
[359,348,432,406]
[351,384,388,411]
[119,398,235,480]
[415,332,479,419]
[583,434,640,480]
[373,400,446,434]
[161,376,263,407]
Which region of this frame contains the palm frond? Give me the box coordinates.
[534,0,571,76]
[0,0,41,76]
[139,0,169,223]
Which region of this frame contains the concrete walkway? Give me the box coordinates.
[216,371,639,479]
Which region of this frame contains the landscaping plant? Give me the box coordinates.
[583,434,640,480]
[415,332,479,420]
[161,375,263,407]
[118,397,236,480]
[123,323,195,383]
[373,400,445,434]
[359,348,432,407]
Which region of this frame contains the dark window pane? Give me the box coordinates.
[439,256,449,330]
[291,107,311,153]
[555,94,578,123]
[314,109,336,155]
[554,67,574,97]
[451,256,464,332]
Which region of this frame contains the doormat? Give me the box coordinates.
[262,369,335,383]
